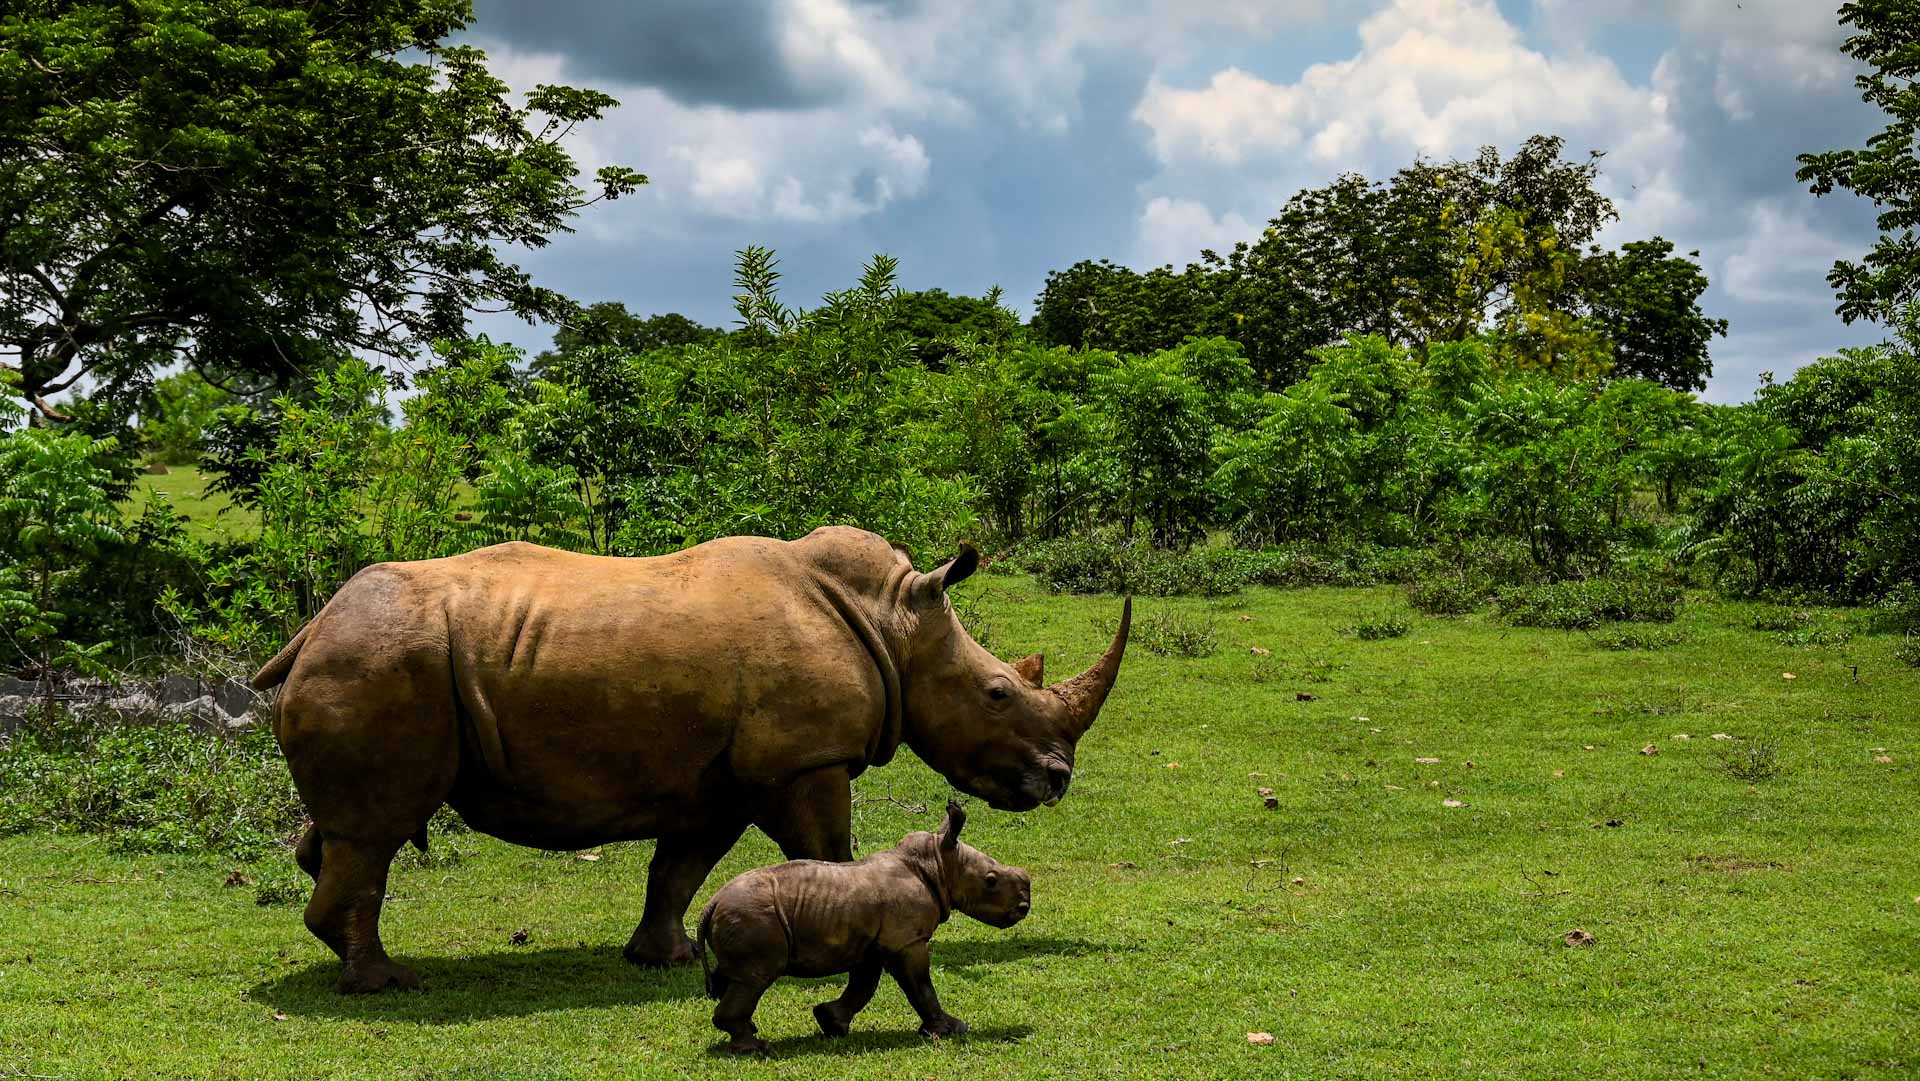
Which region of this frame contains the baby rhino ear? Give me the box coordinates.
[939,800,966,848]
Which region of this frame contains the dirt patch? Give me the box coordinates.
[1687,854,1788,874]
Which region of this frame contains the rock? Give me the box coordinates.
[144,462,171,475]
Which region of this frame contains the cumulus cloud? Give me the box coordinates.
[462,0,1891,401]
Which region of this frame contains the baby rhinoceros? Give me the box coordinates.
[696,801,1030,1054]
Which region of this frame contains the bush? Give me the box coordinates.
[1492,576,1683,629]
[1407,571,1490,615]
[1348,610,1412,640]
[1715,736,1784,784]
[1894,638,1920,667]
[0,711,304,861]
[1775,626,1853,648]
[1096,608,1218,658]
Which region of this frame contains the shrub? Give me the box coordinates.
[1750,606,1814,633]
[1098,608,1217,658]
[1349,610,1412,640]
[1492,576,1683,629]
[1775,626,1853,647]
[0,711,304,862]
[1894,638,1920,667]
[1407,571,1490,615]
[1715,736,1784,784]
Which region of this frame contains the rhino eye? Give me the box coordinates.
[985,871,998,887]
[987,684,1011,702]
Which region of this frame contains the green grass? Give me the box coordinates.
[2,582,1917,1079]
[131,464,257,539]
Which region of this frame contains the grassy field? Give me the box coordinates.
[131,464,257,539]
[1,581,1916,1079]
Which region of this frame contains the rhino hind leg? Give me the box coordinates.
[306,834,421,994]
[714,977,773,1055]
[625,821,750,967]
[294,822,323,881]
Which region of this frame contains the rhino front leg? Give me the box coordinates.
[888,941,967,1039]
[814,952,883,1037]
[625,821,749,967]
[756,765,854,862]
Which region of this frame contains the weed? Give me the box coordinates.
[1775,626,1853,648]
[1896,637,1920,668]
[1715,735,1785,783]
[1348,611,1412,640]
[1750,606,1814,633]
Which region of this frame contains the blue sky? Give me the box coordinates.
[462,0,1888,403]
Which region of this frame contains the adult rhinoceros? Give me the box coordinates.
[251,526,1130,994]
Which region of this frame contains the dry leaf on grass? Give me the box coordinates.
[1711,733,1732,740]
[1672,734,1692,741]
[1582,744,1597,751]
[1415,756,1441,764]
[1442,799,1465,808]
[1562,928,1596,948]
[1247,1032,1275,1046]
[223,870,251,888]
[1384,784,1404,791]
[1166,761,1182,770]
[1239,615,1254,622]
[1873,755,1894,763]
[1169,838,1193,846]
[1111,861,1138,869]
[1462,760,1476,769]
[576,851,602,862]
[1257,786,1275,797]
[1296,692,1317,702]
[1291,876,1306,886]
[1249,646,1270,656]
[1640,744,1658,756]
[1782,672,1797,680]
[510,929,530,947]
[1264,796,1280,810]
[272,1010,289,1022]
[1551,770,1565,778]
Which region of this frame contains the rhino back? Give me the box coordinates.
[428,539,892,839]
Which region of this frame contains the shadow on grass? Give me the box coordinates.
[706,1025,1036,1059]
[250,945,702,1024]
[933,934,1136,979]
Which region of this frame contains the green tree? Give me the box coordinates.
[0,427,124,696]
[1796,1,1920,323]
[1030,259,1222,357]
[136,371,235,465]
[529,302,721,379]
[1581,239,1727,391]
[0,0,643,417]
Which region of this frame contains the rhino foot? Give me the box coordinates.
[727,1036,771,1056]
[336,958,421,995]
[813,1001,853,1038]
[623,932,698,968]
[920,1014,968,1040]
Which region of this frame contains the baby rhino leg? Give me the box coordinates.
[814,950,884,1037]
[708,907,787,1055]
[887,941,967,1039]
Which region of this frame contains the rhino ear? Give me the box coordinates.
[939,800,965,848]
[914,544,979,608]
[1013,652,1045,688]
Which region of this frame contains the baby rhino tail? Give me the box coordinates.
[697,898,726,1000]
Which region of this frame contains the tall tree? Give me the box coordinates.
[0,0,643,418]
[1581,239,1727,391]
[529,302,720,379]
[1797,1,1920,323]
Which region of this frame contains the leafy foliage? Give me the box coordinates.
[0,0,643,414]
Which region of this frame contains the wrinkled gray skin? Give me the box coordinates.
[697,802,1029,1054]
[251,526,1128,994]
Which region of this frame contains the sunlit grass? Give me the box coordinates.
[1,581,1915,1079]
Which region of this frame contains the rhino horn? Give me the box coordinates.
[1051,596,1131,737]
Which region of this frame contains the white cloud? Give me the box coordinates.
[1135,0,1671,173]
[1134,197,1256,267]
[1720,200,1856,307]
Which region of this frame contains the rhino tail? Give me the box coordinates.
[249,622,314,690]
[697,898,723,1000]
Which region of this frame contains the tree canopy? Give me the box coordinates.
[1797,0,1920,324]
[0,0,643,417]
